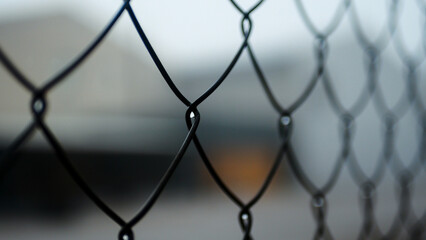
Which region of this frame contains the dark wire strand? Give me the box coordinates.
[0,47,36,92]
[294,0,349,37]
[347,0,398,52]
[126,2,256,110]
[246,133,289,209]
[393,70,423,176]
[229,0,265,15]
[247,42,322,114]
[246,44,284,114]
[371,66,415,121]
[0,0,424,239]
[32,96,201,232]
[321,63,376,119]
[389,0,426,67]
[286,144,318,195]
[246,28,324,115]
[383,176,413,239]
[347,154,369,186]
[126,109,200,228]
[189,134,243,207]
[320,134,352,193]
[191,16,252,108]
[0,122,36,179]
[125,4,191,107]
[186,2,291,238]
[33,112,126,226]
[287,47,324,113]
[41,1,129,93]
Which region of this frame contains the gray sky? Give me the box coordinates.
[1,0,422,71]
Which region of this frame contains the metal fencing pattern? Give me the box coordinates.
[0,0,425,239]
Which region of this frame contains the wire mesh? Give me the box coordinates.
[0,0,425,239]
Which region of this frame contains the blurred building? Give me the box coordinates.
[0,14,292,217]
[0,14,186,153]
[0,14,196,216]
[0,2,425,239]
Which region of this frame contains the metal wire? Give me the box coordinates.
[0,0,425,239]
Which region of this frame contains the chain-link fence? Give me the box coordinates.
[0,0,425,239]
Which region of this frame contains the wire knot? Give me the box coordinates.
[311,193,327,223]
[384,112,396,131]
[118,227,134,240]
[360,181,376,200]
[314,36,329,61]
[366,46,378,62]
[278,112,293,140]
[311,193,329,240]
[31,93,48,117]
[240,16,253,38]
[239,209,253,240]
[185,106,200,126]
[398,170,413,187]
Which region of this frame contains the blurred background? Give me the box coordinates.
[0,0,425,239]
